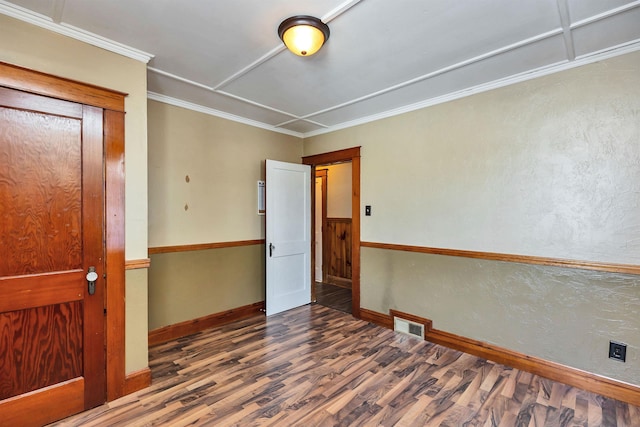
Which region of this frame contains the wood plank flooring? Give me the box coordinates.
[51,304,640,426]
[315,282,352,314]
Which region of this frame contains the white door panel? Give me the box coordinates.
[266,160,311,316]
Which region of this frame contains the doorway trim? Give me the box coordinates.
[314,169,328,294]
[302,147,361,318]
[0,62,128,401]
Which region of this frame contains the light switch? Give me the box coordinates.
[365,205,371,216]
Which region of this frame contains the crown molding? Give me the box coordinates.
[304,40,640,138]
[0,1,153,63]
[147,92,304,138]
[571,0,640,29]
[6,0,634,140]
[149,38,639,140]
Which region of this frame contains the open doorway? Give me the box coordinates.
[302,147,361,318]
[314,164,352,313]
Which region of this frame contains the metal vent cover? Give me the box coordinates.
[394,317,425,339]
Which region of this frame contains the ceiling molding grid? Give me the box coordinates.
[2,0,639,137]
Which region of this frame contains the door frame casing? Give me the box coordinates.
[314,169,328,294]
[0,61,128,402]
[303,147,361,318]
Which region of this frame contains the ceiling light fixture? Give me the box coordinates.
[278,15,330,57]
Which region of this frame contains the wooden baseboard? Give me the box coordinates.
[360,307,394,329]
[326,275,352,289]
[148,301,265,347]
[123,368,151,395]
[362,308,640,407]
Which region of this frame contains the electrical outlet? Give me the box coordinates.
[609,341,627,362]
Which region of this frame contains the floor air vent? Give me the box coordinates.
[394,317,425,339]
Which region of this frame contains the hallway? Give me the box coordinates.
[315,281,352,314]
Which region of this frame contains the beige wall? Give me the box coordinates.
[147,100,302,328]
[0,15,149,373]
[306,52,640,264]
[148,101,302,247]
[126,269,148,371]
[304,51,640,386]
[324,163,352,218]
[362,247,640,385]
[149,246,264,330]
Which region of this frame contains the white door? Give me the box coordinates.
[265,160,311,316]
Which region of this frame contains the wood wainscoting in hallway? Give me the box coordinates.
[51,305,639,426]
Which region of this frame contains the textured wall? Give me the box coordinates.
[148,100,302,247]
[125,269,148,372]
[305,52,640,264]
[147,101,302,329]
[304,51,640,386]
[149,246,264,330]
[362,247,640,384]
[325,163,352,218]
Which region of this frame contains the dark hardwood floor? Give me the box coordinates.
[52,304,639,426]
[315,281,352,314]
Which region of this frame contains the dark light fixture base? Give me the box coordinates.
[278,15,330,56]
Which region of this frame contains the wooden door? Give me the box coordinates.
[265,160,311,316]
[0,87,105,426]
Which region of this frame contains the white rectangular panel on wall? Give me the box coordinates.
[257,180,265,215]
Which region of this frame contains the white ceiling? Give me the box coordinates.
[2,0,640,137]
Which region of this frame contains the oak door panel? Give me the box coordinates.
[0,106,83,276]
[0,87,105,424]
[0,302,83,399]
[325,218,352,280]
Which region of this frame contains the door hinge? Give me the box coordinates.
[104,308,107,315]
